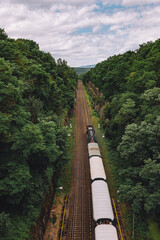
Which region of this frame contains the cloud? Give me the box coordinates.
[6,0,97,8]
[101,0,121,6]
[122,0,160,6]
[0,1,160,66]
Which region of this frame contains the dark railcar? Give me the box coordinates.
[86,125,97,143]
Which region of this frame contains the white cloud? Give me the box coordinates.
[6,0,97,8]
[122,0,160,6]
[0,1,160,66]
[101,0,121,5]
[93,25,101,33]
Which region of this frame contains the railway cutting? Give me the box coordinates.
[66,80,126,240]
[66,81,93,240]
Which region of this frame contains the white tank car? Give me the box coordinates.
[89,156,106,181]
[91,180,114,222]
[88,142,101,158]
[95,224,118,240]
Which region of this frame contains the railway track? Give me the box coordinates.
[82,87,91,126]
[67,81,127,240]
[81,82,94,240]
[67,81,93,240]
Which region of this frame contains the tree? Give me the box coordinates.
[140,159,160,214]
[0,212,12,240]
[140,87,160,122]
[0,28,77,239]
[118,117,160,167]
[119,182,146,214]
[0,163,31,205]
[0,28,8,40]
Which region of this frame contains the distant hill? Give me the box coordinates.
[79,64,96,68]
[73,67,91,75]
[73,64,96,75]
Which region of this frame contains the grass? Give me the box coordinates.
[56,116,75,195]
[148,221,160,240]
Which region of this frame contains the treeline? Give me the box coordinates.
[0,28,78,239]
[73,67,91,75]
[82,39,160,235]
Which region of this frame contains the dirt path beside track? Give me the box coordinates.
[43,194,65,240]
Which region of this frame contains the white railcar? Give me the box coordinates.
[89,156,106,181]
[88,142,101,158]
[95,224,118,240]
[91,180,114,222]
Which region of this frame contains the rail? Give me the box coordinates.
[112,198,124,240]
[67,81,93,240]
[60,195,68,240]
[71,91,82,239]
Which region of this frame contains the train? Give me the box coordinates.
[86,125,97,143]
[86,125,118,240]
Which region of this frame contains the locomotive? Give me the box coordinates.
[86,125,97,143]
[86,125,118,240]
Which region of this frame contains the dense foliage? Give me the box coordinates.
[83,40,160,225]
[0,28,77,239]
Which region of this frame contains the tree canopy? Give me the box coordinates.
[0,28,77,239]
[82,39,160,224]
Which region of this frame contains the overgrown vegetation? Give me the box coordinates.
[0,28,78,239]
[56,117,75,195]
[82,39,160,239]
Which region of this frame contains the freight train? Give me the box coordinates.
[86,125,118,240]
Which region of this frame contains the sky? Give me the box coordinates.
[0,0,160,67]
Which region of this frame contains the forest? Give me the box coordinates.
[0,28,78,239]
[82,39,160,237]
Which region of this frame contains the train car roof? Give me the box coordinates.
[91,180,114,222]
[95,224,118,240]
[88,142,101,158]
[89,156,106,181]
